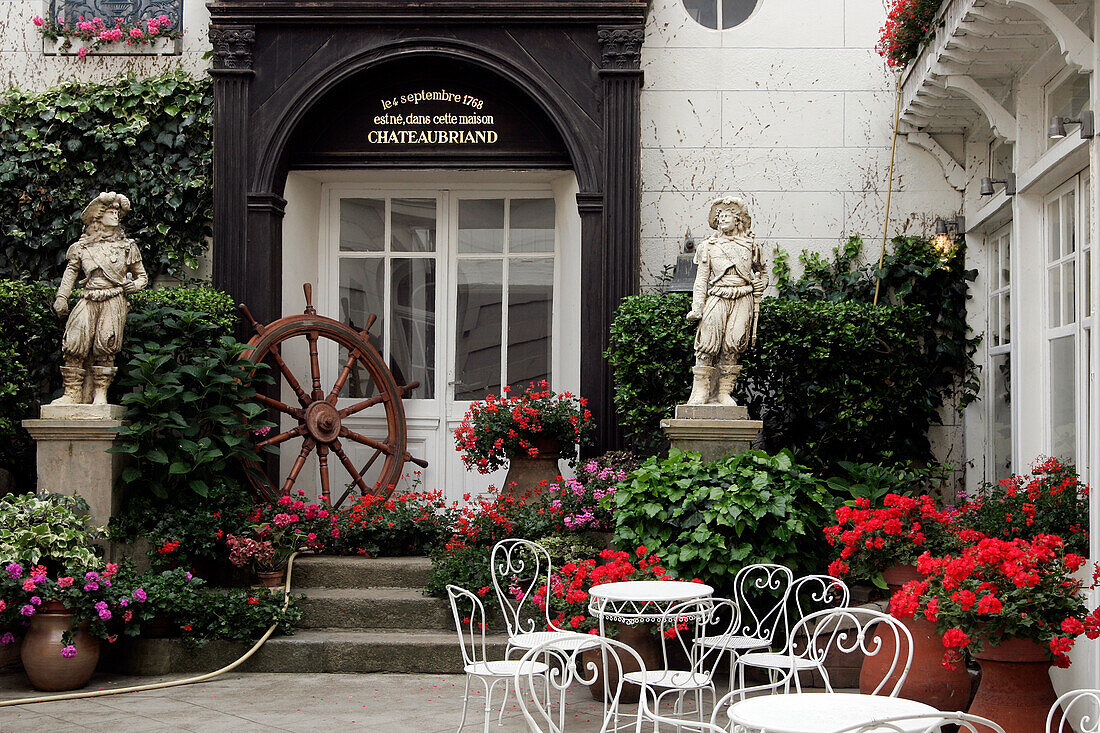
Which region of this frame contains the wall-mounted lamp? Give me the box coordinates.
[932,215,964,261]
[1049,110,1095,140]
[665,228,698,293]
[980,173,1016,197]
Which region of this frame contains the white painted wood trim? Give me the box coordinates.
[1003,0,1095,72]
[906,132,967,190]
[945,75,1018,141]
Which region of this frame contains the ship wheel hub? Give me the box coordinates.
[304,401,342,443]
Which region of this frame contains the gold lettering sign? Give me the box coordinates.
[370,89,497,146]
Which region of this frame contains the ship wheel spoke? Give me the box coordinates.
[327,349,360,404]
[317,444,331,505]
[339,426,394,456]
[331,438,372,497]
[281,438,316,494]
[307,331,324,401]
[257,424,306,449]
[255,393,304,420]
[270,347,311,408]
[338,394,386,419]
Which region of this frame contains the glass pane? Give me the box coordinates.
[1066,190,1076,254]
[991,353,1012,480]
[683,0,717,28]
[1050,268,1062,328]
[509,199,555,253]
[507,259,554,393]
[990,142,1014,180]
[458,199,505,253]
[390,259,435,399]
[339,258,385,398]
[1048,200,1061,261]
[721,0,757,28]
[1000,233,1011,287]
[1002,293,1011,345]
[1064,260,1076,324]
[1050,335,1076,465]
[1087,249,1092,318]
[391,198,437,253]
[455,260,503,400]
[340,198,385,252]
[989,296,1000,348]
[1086,178,1092,249]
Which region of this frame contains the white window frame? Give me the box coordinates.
[681,0,760,30]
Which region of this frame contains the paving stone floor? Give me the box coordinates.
[0,671,728,732]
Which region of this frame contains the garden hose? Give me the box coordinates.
[0,551,300,708]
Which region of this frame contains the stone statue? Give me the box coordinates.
[685,196,767,405]
[49,192,147,406]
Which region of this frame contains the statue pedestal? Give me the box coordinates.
[660,404,762,463]
[22,404,126,529]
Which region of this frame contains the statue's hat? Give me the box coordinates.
[81,192,131,226]
[708,196,749,230]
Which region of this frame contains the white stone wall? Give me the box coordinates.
[639,0,962,289]
[0,0,208,90]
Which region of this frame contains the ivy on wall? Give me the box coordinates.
[0,70,212,281]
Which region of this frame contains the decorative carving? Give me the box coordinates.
[210,25,256,70]
[597,26,644,70]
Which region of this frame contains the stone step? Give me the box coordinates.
[108,628,509,675]
[296,587,452,630]
[290,555,433,589]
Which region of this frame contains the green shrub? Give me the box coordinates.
[0,492,101,572]
[0,71,212,281]
[824,460,953,504]
[612,449,833,590]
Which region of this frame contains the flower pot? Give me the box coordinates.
[256,570,287,588]
[860,565,970,709]
[583,623,661,703]
[968,638,1067,733]
[503,437,563,500]
[20,606,99,691]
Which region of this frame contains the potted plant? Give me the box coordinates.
[453,381,593,497]
[546,458,630,538]
[890,535,1096,733]
[824,493,967,709]
[33,14,183,58]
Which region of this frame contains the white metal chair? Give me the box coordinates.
[622,597,737,727]
[491,538,601,656]
[736,574,850,694]
[830,712,1007,733]
[694,563,793,684]
[1049,688,1100,732]
[513,634,730,733]
[447,584,550,732]
[710,607,914,730]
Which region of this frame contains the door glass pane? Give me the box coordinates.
[1087,249,1092,318]
[721,0,756,27]
[455,260,503,400]
[507,259,554,392]
[1050,268,1062,328]
[458,199,505,253]
[1064,260,1076,324]
[1050,335,1076,464]
[391,198,437,253]
[1049,201,1061,260]
[991,352,1012,480]
[1002,293,1011,345]
[341,198,385,252]
[1065,191,1076,254]
[1000,234,1011,287]
[683,0,717,28]
[339,258,385,398]
[509,199,555,253]
[990,297,1001,348]
[391,259,435,399]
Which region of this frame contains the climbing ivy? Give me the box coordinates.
[0,71,212,281]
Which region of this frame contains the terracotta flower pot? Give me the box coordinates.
[256,569,287,588]
[859,565,970,709]
[20,606,99,691]
[582,623,661,703]
[968,638,1067,733]
[503,436,563,499]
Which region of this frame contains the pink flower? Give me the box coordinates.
[104,563,118,577]
[6,563,22,579]
[129,27,144,38]
[29,596,41,606]
[32,15,44,26]
[58,576,74,588]
[84,582,99,591]
[77,47,88,59]
[61,645,77,658]
[273,513,294,528]
[19,605,34,617]
[133,588,147,602]
[0,632,14,644]
[22,579,36,592]
[85,572,99,581]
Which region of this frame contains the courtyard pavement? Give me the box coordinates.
[0,671,726,732]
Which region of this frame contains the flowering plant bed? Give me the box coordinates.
[226,493,332,572]
[332,486,456,557]
[548,456,633,532]
[34,14,182,58]
[889,535,1099,669]
[824,493,957,585]
[876,0,941,69]
[454,381,592,473]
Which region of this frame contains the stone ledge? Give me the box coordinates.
[660,418,762,441]
[674,404,749,420]
[40,403,126,420]
[22,418,124,440]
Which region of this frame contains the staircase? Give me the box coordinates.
[111,556,510,675]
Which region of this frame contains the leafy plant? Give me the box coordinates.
[612,449,833,592]
[876,0,941,69]
[825,460,953,504]
[0,71,211,281]
[0,493,101,572]
[333,488,455,557]
[33,13,181,57]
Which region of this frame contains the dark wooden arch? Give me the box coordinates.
[208,1,648,452]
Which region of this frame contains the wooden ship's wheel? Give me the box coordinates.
[239,283,427,506]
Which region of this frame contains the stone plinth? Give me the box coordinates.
[661,403,762,462]
[22,413,126,529]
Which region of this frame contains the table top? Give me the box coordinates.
[726,692,941,733]
[589,580,714,603]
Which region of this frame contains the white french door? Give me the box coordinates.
[314,181,577,501]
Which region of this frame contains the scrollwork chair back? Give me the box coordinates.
[1050,689,1100,733]
[830,712,1007,733]
[491,538,556,637]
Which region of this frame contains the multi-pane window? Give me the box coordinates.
[682,0,758,29]
[988,225,1012,480]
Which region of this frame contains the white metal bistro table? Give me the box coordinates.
[725,692,941,733]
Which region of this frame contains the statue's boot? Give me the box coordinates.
[686,366,715,405]
[715,365,742,406]
[91,366,116,405]
[49,366,85,405]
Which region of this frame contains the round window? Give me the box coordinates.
[682,0,759,29]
